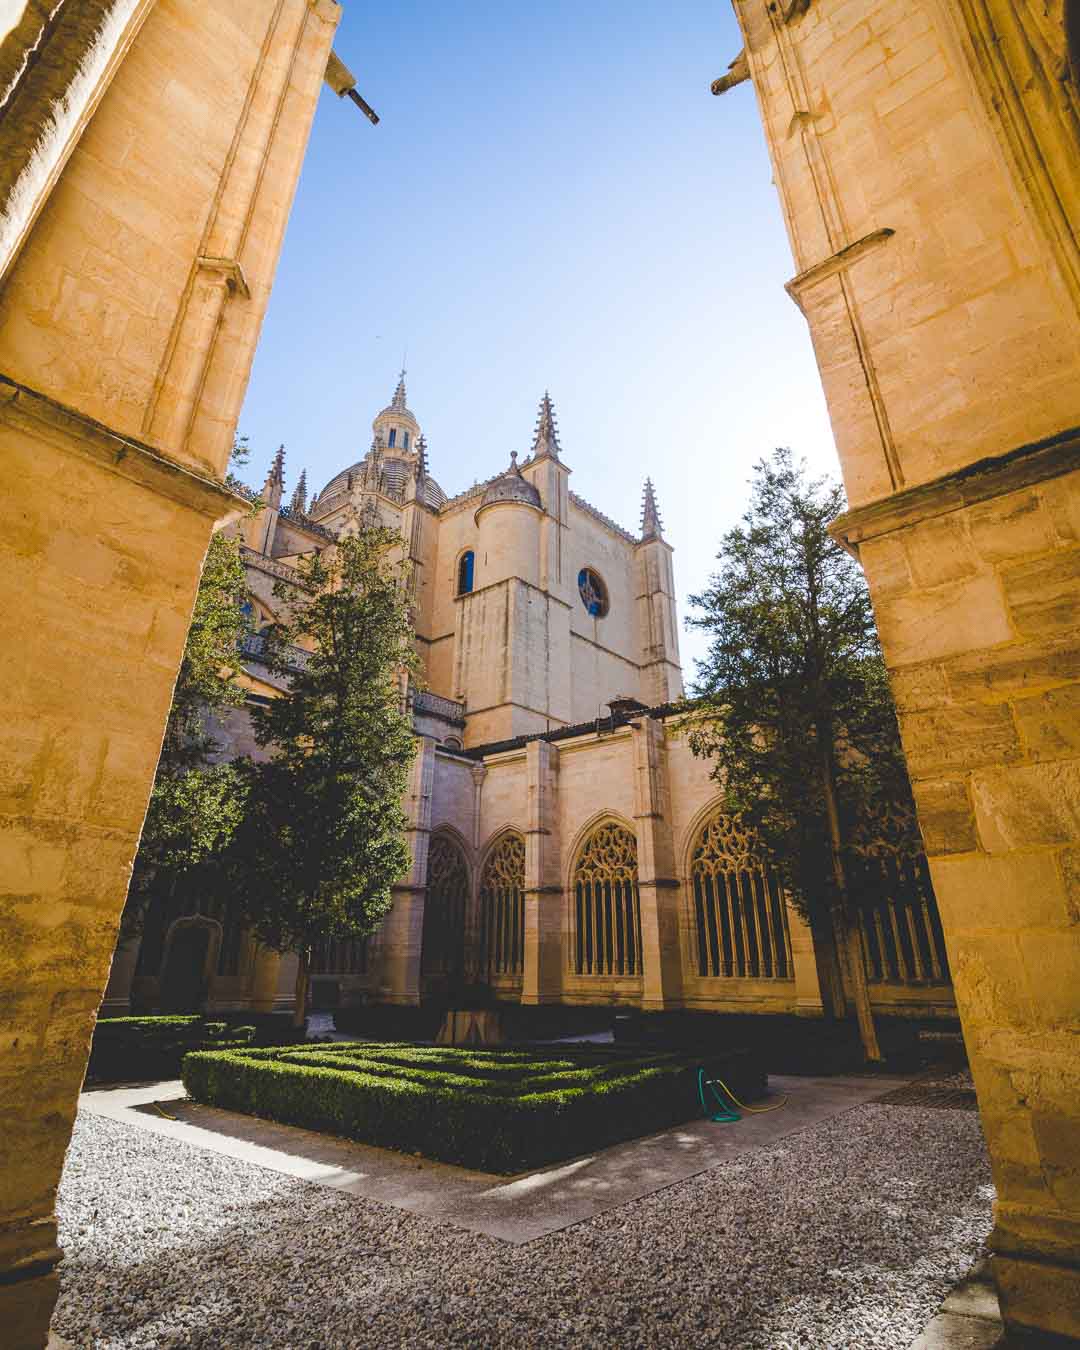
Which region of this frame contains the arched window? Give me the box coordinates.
[457,550,475,595]
[403,430,410,450]
[443,736,463,752]
[480,833,525,976]
[690,812,792,979]
[577,567,609,617]
[388,428,397,448]
[573,822,641,976]
[421,833,469,980]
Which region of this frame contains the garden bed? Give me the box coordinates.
[182,1042,765,1173]
[88,1016,255,1084]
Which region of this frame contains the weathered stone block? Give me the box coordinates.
[968,490,1054,563]
[1013,685,1080,763]
[887,660,950,712]
[971,761,1080,852]
[860,532,914,597]
[930,851,1072,931]
[899,702,1021,776]
[874,574,1012,665]
[948,637,1080,702]
[1002,549,1080,640]
[911,776,979,855]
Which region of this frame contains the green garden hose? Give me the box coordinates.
[697,1068,789,1122]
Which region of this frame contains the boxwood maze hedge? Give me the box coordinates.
[182,1042,765,1172]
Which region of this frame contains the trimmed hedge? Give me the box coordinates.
[88,1016,255,1083]
[182,1041,765,1173]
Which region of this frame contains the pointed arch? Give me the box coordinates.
[479,828,525,977]
[421,830,470,981]
[686,805,792,980]
[570,817,642,977]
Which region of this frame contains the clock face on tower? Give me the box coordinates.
[578,567,609,618]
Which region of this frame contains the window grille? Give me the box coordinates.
[421,833,469,978]
[311,936,369,976]
[855,854,950,985]
[573,822,642,976]
[480,833,525,976]
[691,812,793,979]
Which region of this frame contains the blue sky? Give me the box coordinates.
[240,0,839,674]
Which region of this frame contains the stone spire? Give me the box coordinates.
[391,367,407,411]
[531,391,561,460]
[640,478,663,540]
[289,468,308,514]
[415,432,429,483]
[261,444,285,508]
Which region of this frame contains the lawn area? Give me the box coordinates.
[182,1041,764,1173]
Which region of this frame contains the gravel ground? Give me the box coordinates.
[55,1102,992,1349]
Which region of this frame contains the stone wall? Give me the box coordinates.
[729,0,1080,1336]
[0,3,338,1344]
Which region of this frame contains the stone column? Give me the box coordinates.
[249,946,284,1016]
[522,740,562,1005]
[632,716,682,1010]
[378,737,436,1005]
[786,904,825,1018]
[0,4,338,1343]
[838,456,1080,1340]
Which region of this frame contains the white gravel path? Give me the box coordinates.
[54,1102,992,1349]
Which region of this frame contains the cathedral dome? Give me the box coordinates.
[315,458,447,510]
[476,452,541,515]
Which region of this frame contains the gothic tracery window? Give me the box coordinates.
[480,832,525,976]
[421,833,469,979]
[573,821,641,976]
[691,812,792,979]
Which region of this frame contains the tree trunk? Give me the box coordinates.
[810,909,847,1020]
[820,748,883,1063]
[293,947,310,1030]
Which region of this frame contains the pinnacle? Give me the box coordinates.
[391,367,407,411]
[415,432,429,480]
[531,391,561,459]
[290,468,308,514]
[640,477,663,540]
[268,444,285,484]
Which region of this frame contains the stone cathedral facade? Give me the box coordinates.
[107,378,954,1024]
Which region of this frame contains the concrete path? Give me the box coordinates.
[908,1261,1005,1349]
[79,1071,908,1244]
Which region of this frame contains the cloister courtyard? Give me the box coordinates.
[50,1023,998,1350]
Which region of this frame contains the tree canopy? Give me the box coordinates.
[686,448,922,1060]
[233,528,418,1023]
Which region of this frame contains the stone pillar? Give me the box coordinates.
[837,456,1080,1340]
[0,4,339,1343]
[379,737,436,1005]
[728,0,1080,1335]
[786,904,825,1018]
[522,740,562,1005]
[100,940,140,1016]
[631,716,682,1010]
[249,946,284,1016]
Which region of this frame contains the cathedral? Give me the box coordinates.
[106,377,955,1026]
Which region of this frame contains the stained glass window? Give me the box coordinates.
[578,567,608,617]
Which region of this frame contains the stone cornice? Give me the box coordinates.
[831,425,1080,552]
[0,374,245,522]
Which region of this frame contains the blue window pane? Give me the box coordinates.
[578,567,606,617]
[388,428,396,447]
[403,431,410,450]
[458,551,475,594]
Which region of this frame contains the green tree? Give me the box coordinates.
[124,528,252,937]
[234,528,417,1027]
[686,448,922,1063]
